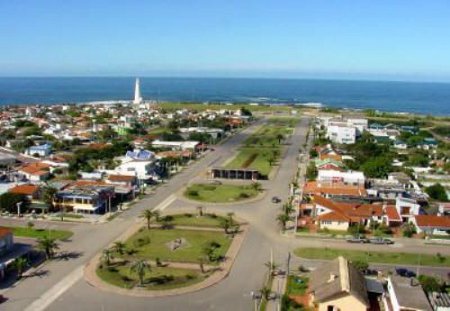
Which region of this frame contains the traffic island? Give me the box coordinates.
[84,214,249,297]
[183,182,264,204]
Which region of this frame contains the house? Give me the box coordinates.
[125,149,155,161]
[25,143,52,157]
[326,124,357,144]
[115,158,159,181]
[151,140,200,152]
[427,291,450,311]
[18,162,51,182]
[382,205,403,227]
[412,215,450,236]
[419,138,438,150]
[386,275,432,311]
[394,140,408,150]
[395,196,424,222]
[318,170,365,186]
[308,256,369,311]
[53,183,115,214]
[9,184,40,201]
[303,181,367,199]
[315,159,345,171]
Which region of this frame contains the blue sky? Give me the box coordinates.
[1,0,450,81]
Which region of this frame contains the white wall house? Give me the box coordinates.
[318,170,365,186]
[115,159,158,181]
[395,196,422,222]
[326,124,357,144]
[25,143,52,157]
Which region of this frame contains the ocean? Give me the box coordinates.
[0,77,449,116]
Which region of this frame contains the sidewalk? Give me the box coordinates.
[266,274,287,311]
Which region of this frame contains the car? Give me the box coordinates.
[0,294,7,303]
[369,237,394,245]
[395,268,417,278]
[346,235,369,243]
[271,196,281,203]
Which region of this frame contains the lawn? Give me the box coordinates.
[184,183,259,203]
[123,228,232,264]
[286,276,309,296]
[7,226,73,240]
[225,117,297,177]
[169,213,227,228]
[294,247,450,267]
[97,263,207,290]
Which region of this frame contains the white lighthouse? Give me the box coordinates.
[133,78,143,104]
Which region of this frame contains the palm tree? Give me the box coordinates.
[101,248,114,266]
[276,213,290,232]
[282,203,294,215]
[130,260,151,286]
[37,236,59,260]
[260,286,272,300]
[112,241,126,255]
[276,133,284,144]
[226,212,235,225]
[42,186,57,215]
[12,257,28,279]
[220,218,231,234]
[140,209,159,230]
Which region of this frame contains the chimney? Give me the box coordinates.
[327,273,338,283]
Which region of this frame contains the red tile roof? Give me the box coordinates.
[304,181,367,197]
[414,215,450,228]
[9,184,40,195]
[107,175,136,182]
[19,162,51,175]
[385,205,402,222]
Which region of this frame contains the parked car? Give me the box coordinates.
[0,294,7,303]
[369,237,394,245]
[271,196,281,203]
[346,235,369,243]
[395,268,417,278]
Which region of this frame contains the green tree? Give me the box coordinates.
[276,134,284,144]
[12,257,29,279]
[37,236,59,260]
[140,209,160,230]
[351,259,369,272]
[361,156,393,178]
[425,183,448,201]
[112,241,126,255]
[402,222,417,238]
[101,248,114,266]
[418,275,443,292]
[42,186,57,212]
[276,213,290,232]
[130,260,151,286]
[306,162,318,181]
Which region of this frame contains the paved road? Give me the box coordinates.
[2,116,449,311]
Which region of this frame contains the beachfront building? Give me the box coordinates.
[53,184,114,214]
[326,123,357,144]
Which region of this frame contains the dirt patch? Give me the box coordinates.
[242,153,258,168]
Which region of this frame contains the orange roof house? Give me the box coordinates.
[9,184,40,196]
[303,181,367,198]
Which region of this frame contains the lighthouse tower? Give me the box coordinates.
[133,78,143,104]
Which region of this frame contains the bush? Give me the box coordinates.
[188,190,199,197]
[239,192,250,199]
[348,224,366,236]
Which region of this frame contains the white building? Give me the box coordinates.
[395,196,422,222]
[386,275,432,311]
[133,78,143,105]
[151,140,200,151]
[326,124,357,144]
[317,169,365,186]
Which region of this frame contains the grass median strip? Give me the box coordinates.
[294,247,449,267]
[7,226,73,240]
[184,183,260,203]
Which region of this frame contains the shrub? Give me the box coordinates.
[239,192,250,199]
[188,190,199,197]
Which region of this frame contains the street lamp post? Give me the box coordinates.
[16,202,22,217]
